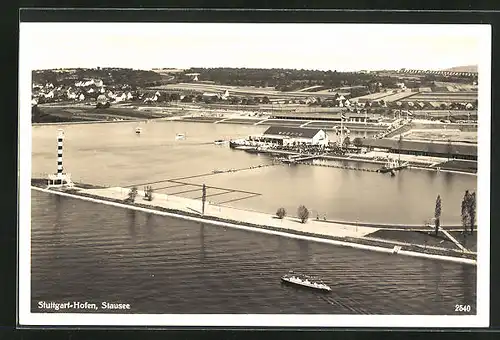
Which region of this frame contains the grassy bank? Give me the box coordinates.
[32,104,166,124]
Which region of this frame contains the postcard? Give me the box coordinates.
[19,18,491,328]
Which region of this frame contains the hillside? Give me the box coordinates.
[32,68,167,88]
[443,65,477,73]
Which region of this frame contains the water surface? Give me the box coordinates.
[31,190,477,315]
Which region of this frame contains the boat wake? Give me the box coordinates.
[280,279,371,314]
[316,292,371,315]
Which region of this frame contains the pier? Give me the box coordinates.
[124,163,277,188]
[288,154,325,162]
[30,183,477,265]
[293,161,380,172]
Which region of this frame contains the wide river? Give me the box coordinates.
[32,120,477,225]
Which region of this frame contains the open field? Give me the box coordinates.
[36,105,166,122]
[403,129,477,143]
[351,92,394,101]
[296,85,326,92]
[150,83,342,99]
[401,92,477,102]
[433,82,477,91]
[410,120,477,131]
[368,230,477,253]
[376,91,418,102]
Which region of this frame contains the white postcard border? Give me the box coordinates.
[18,22,491,328]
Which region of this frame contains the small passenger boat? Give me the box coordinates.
[281,272,331,292]
[175,133,186,140]
[135,127,142,134]
[214,139,227,145]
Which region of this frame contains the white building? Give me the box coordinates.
[202,92,220,99]
[114,93,127,102]
[97,94,108,103]
[248,126,329,147]
[185,73,200,81]
[66,90,77,100]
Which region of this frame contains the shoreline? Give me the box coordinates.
[30,110,477,175]
[31,184,476,265]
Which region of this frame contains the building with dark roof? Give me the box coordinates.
[359,138,477,160]
[248,126,329,146]
[270,112,382,123]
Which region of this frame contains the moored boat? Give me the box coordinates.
[377,158,408,173]
[214,139,227,145]
[244,146,260,154]
[229,139,248,149]
[234,145,254,151]
[281,272,331,292]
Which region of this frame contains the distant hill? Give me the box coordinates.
[443,65,477,73]
[32,68,167,88]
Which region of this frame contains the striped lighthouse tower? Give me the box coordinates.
[56,129,64,178]
[47,129,73,188]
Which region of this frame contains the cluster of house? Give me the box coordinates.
[398,101,475,110]
[31,79,166,106]
[357,99,476,110]
[300,95,352,107]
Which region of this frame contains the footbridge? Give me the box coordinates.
[289,153,326,162]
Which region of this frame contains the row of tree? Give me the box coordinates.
[124,186,154,203]
[273,191,477,233]
[123,185,476,243]
[276,205,310,223]
[32,68,166,89]
[433,190,476,236]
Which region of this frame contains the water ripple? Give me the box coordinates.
[30,190,476,315]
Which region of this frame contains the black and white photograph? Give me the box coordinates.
[18,18,491,327]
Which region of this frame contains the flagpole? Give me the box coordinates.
[340,112,344,147]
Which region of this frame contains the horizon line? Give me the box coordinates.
[32,64,479,72]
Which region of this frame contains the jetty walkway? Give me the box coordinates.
[30,183,477,265]
[293,161,380,172]
[81,186,380,239]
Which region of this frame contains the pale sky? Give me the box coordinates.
[20,23,488,72]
